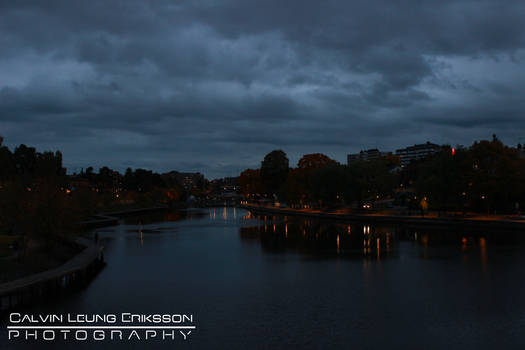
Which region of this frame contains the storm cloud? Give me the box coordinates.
[1,0,525,177]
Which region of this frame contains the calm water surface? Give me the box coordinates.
[2,207,525,349]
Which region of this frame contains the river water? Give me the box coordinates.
[2,207,525,349]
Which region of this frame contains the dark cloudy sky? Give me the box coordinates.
[1,1,525,178]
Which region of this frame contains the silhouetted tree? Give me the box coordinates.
[310,163,347,207]
[260,150,289,198]
[0,139,15,182]
[297,153,338,169]
[239,168,263,196]
[467,137,524,213]
[287,153,338,206]
[346,158,399,207]
[13,144,37,185]
[414,146,470,214]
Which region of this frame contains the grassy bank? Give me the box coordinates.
[1,205,173,284]
[0,237,80,283]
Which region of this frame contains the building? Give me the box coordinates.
[347,149,383,164]
[347,154,360,163]
[395,142,440,167]
[518,144,525,159]
[164,171,206,191]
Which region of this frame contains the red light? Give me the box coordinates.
[451,148,455,156]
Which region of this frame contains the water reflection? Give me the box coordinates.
[111,207,525,268]
[139,221,143,246]
[8,207,525,349]
[121,209,205,225]
[238,211,525,264]
[240,216,395,259]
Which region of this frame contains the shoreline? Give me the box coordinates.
[79,206,170,229]
[240,204,525,231]
[0,237,104,311]
[0,206,170,311]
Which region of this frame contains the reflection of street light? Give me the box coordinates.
[480,195,488,214]
[420,197,429,216]
[421,197,428,209]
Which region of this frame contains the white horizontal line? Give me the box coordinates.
[7,326,196,330]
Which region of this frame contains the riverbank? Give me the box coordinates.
[79,206,170,229]
[0,206,171,311]
[0,207,169,282]
[0,237,81,283]
[0,237,104,311]
[241,204,525,231]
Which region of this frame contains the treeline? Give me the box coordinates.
[76,166,182,195]
[0,137,71,237]
[239,151,399,209]
[239,136,525,214]
[0,139,66,185]
[0,137,186,238]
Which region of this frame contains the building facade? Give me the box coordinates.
[395,142,440,167]
[347,148,383,164]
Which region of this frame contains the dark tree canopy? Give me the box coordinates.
[239,168,263,196]
[260,150,289,196]
[297,153,337,169]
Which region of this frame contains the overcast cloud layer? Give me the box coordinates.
[1,0,525,178]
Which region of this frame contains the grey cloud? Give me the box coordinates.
[1,1,525,178]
